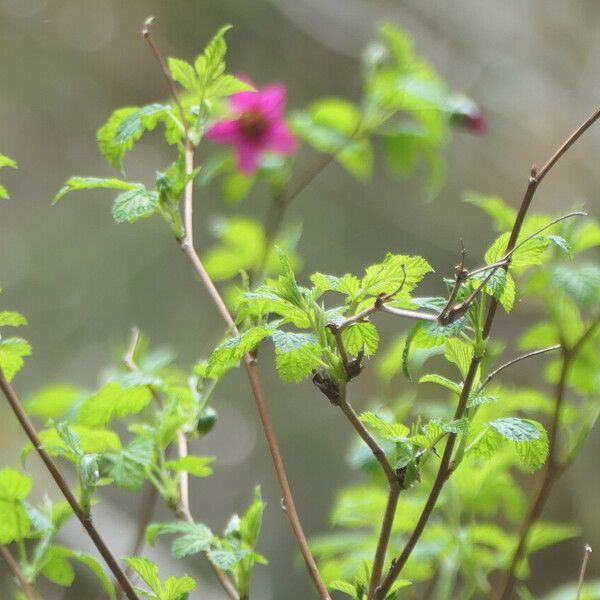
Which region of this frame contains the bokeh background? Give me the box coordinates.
[1,0,599,598]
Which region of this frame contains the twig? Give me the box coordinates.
[0,369,140,600]
[375,102,600,598]
[576,545,593,600]
[334,385,402,600]
[0,544,37,600]
[478,345,561,392]
[122,328,238,600]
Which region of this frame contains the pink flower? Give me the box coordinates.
[206,83,297,174]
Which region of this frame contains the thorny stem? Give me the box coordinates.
[0,370,141,600]
[375,102,600,598]
[142,19,330,599]
[122,328,238,600]
[0,544,37,600]
[495,313,600,600]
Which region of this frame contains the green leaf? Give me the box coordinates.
[98,104,179,171]
[161,576,196,600]
[0,468,31,543]
[207,327,273,376]
[464,191,516,232]
[168,58,199,93]
[75,382,152,428]
[207,548,251,571]
[59,548,116,599]
[0,154,17,199]
[25,384,82,421]
[418,373,461,394]
[240,486,265,548]
[485,232,549,270]
[359,411,409,441]
[361,253,433,298]
[125,557,162,595]
[29,426,121,462]
[53,177,138,203]
[0,337,32,381]
[271,330,323,383]
[164,456,214,478]
[111,187,159,223]
[341,322,379,356]
[100,437,154,490]
[444,338,473,379]
[194,25,232,89]
[0,311,27,327]
[490,418,549,471]
[291,98,373,181]
[0,468,32,501]
[146,522,213,560]
[41,546,75,586]
[207,74,254,98]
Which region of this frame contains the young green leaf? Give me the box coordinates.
[271,330,323,383]
[53,177,138,203]
[0,337,32,381]
[164,456,214,478]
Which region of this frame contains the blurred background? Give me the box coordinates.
[1,0,599,598]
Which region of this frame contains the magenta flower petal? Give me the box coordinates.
[265,122,297,154]
[236,140,261,174]
[205,119,241,144]
[230,90,260,113]
[256,85,286,120]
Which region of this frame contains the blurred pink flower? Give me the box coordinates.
[206,83,297,174]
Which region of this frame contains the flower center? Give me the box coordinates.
[239,109,268,139]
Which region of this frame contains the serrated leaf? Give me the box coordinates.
[168,57,199,93]
[162,576,196,600]
[125,557,162,595]
[207,548,251,571]
[98,104,179,171]
[100,437,154,491]
[485,232,549,270]
[361,253,433,298]
[0,337,32,381]
[444,338,473,379]
[60,549,116,599]
[464,191,516,231]
[341,322,379,356]
[490,418,549,471]
[271,330,322,382]
[111,187,158,223]
[240,486,265,548]
[164,456,214,478]
[207,327,273,376]
[53,177,138,203]
[194,25,232,89]
[75,382,152,428]
[359,411,409,441]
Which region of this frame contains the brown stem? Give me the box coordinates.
[0,544,37,600]
[376,100,600,597]
[0,370,140,600]
[477,345,561,392]
[332,381,402,600]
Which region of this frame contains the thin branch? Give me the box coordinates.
[0,544,37,600]
[376,99,600,597]
[478,345,561,392]
[0,369,140,600]
[334,385,402,600]
[576,545,593,600]
[122,328,238,600]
